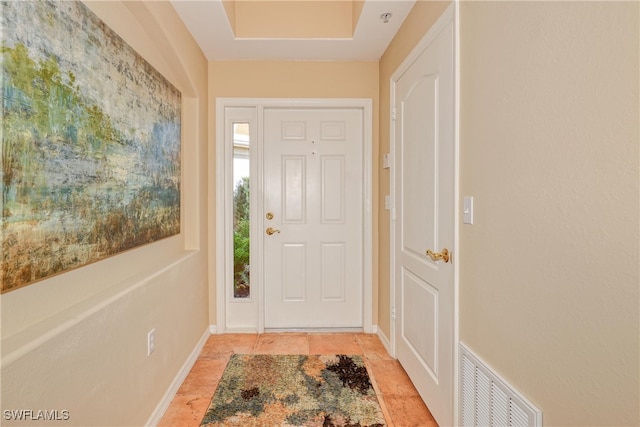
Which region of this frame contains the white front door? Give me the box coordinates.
[263,108,364,328]
[393,10,455,426]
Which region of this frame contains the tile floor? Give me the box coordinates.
[158,333,438,427]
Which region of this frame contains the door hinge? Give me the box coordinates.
[391,106,397,121]
[391,306,396,320]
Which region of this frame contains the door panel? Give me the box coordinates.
[402,76,439,259]
[321,243,345,301]
[321,156,345,223]
[282,243,306,301]
[282,121,306,140]
[283,156,306,222]
[402,267,438,378]
[394,17,455,426]
[264,108,363,328]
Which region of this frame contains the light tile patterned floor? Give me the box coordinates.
[158,333,438,427]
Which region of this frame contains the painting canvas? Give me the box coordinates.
[1,1,182,292]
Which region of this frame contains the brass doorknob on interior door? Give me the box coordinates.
[426,248,450,263]
[266,227,280,235]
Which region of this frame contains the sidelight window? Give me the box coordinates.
[233,123,250,298]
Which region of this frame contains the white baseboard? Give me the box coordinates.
[225,327,261,333]
[209,324,217,334]
[375,326,393,357]
[146,328,210,427]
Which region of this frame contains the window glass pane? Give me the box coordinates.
[233,123,250,298]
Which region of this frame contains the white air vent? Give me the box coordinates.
[460,343,542,427]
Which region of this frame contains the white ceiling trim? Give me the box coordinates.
[170,0,416,61]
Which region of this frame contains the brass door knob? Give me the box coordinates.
[266,227,281,236]
[426,248,450,263]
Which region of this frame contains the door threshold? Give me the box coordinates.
[264,327,364,334]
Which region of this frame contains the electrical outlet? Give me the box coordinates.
[147,328,156,356]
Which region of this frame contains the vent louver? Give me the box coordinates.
[460,343,542,427]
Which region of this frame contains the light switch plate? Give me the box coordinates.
[463,196,474,224]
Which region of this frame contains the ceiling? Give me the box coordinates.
[170,0,416,61]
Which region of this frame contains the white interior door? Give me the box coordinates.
[393,13,455,427]
[263,108,364,328]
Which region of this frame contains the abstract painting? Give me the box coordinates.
[1,1,181,292]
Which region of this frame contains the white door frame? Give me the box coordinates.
[389,3,460,424]
[215,98,373,334]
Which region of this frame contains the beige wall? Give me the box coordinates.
[0,2,209,426]
[459,2,638,425]
[233,1,353,38]
[208,60,380,325]
[380,1,639,425]
[209,61,379,99]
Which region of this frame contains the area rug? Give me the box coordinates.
[200,354,386,427]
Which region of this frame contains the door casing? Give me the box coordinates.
[215,98,373,334]
[389,3,460,425]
